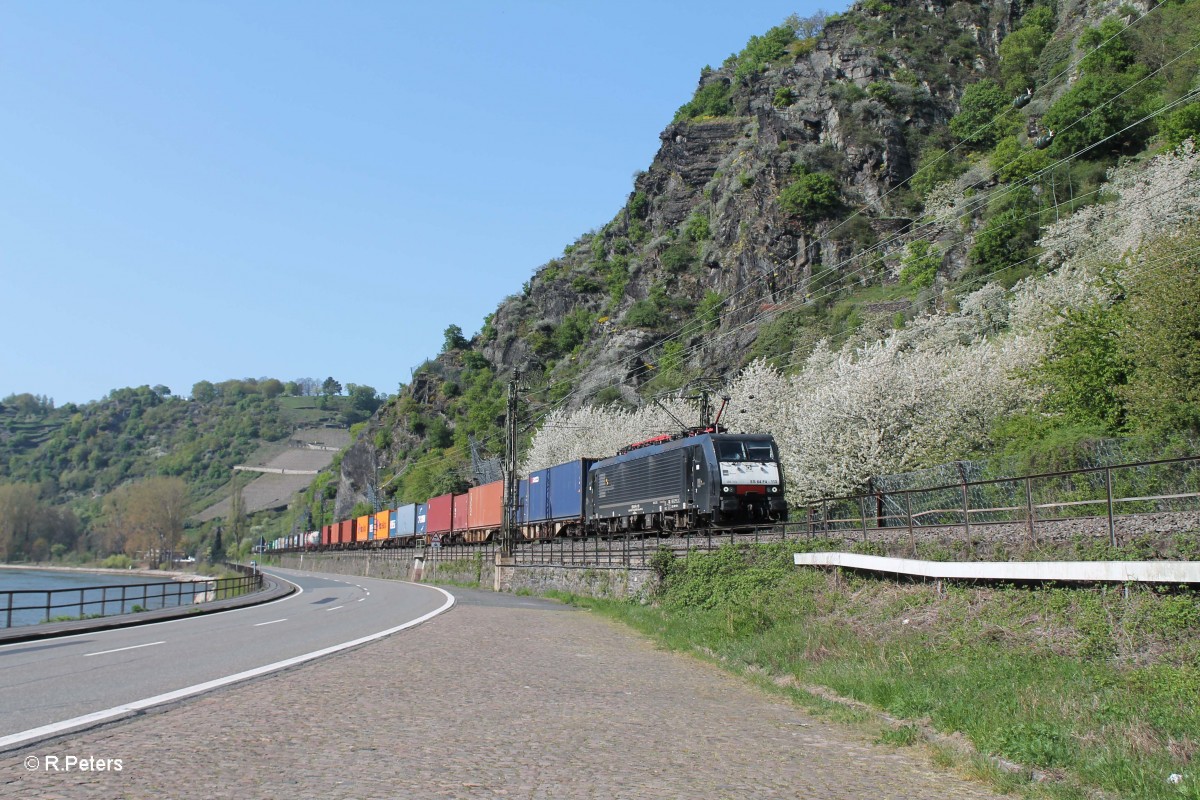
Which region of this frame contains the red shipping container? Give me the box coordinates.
[452,494,470,534]
[338,519,352,544]
[426,493,453,535]
[321,525,333,546]
[468,481,503,532]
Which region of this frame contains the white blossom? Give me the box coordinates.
[1038,140,1200,271]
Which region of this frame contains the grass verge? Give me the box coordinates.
[546,541,1200,799]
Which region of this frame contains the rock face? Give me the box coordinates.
[333,0,1049,512]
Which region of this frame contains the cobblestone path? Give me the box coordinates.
[2,587,1003,799]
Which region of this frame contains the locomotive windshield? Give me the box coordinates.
[716,440,776,462]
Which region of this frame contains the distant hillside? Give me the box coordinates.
[0,379,381,560]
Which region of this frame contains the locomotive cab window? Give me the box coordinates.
[716,441,776,462]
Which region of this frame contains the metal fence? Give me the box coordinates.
[1,565,263,629]
[804,455,1200,548]
[305,456,1200,572]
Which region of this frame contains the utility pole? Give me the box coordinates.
[501,369,520,557]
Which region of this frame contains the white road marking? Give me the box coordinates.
[84,641,164,657]
[325,605,344,612]
[357,598,365,602]
[0,585,455,752]
[253,619,287,627]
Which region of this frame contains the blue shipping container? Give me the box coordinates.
[527,459,594,523]
[517,480,528,525]
[395,504,417,536]
[415,503,428,536]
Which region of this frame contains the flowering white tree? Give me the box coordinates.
[1038,140,1200,271]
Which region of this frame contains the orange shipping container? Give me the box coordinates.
[452,494,470,534]
[355,514,371,542]
[468,481,503,531]
[375,510,390,540]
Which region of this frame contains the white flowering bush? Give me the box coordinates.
[1038,140,1200,271]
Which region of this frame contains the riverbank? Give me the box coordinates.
[0,563,192,580]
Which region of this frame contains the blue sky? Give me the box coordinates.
[1,1,839,405]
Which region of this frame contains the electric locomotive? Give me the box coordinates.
[584,428,787,534]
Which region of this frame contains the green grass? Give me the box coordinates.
[548,543,1200,799]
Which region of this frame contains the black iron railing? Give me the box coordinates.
[1,565,263,629]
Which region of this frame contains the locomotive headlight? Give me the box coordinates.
[722,486,732,493]
[769,486,779,493]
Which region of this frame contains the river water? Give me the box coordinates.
[0,568,189,628]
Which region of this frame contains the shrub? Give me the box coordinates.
[697,290,723,332]
[949,79,1016,148]
[910,146,967,200]
[990,136,1050,183]
[683,212,711,242]
[773,86,796,107]
[624,299,663,329]
[674,80,733,121]
[866,81,895,105]
[1159,101,1200,149]
[778,169,840,221]
[660,242,697,272]
[898,240,941,288]
[733,24,796,81]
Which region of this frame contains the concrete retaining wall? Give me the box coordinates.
[275,551,652,600]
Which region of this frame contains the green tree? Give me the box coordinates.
[949,79,1016,148]
[209,525,224,564]
[191,380,216,402]
[1034,301,1127,430]
[998,6,1053,93]
[321,377,342,396]
[910,146,967,200]
[966,189,1040,283]
[0,483,39,561]
[347,384,383,415]
[1119,233,1200,434]
[1042,71,1153,157]
[1042,17,1154,157]
[991,136,1051,183]
[733,24,796,81]
[1159,102,1200,149]
[442,324,468,352]
[697,290,723,332]
[684,212,711,242]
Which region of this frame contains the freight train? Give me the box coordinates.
[269,427,788,552]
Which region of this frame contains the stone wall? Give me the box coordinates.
[509,563,654,600]
[274,550,652,600]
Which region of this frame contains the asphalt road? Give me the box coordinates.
[0,567,453,750]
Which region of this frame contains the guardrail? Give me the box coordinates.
[1,566,263,629]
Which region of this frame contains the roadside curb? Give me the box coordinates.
[0,575,294,645]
